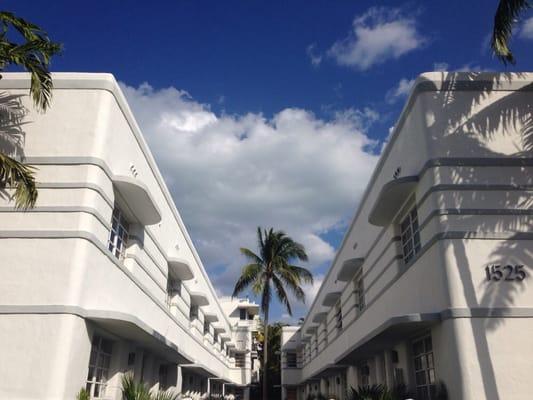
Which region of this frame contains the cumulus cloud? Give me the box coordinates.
[306,43,323,67]
[121,83,379,297]
[520,17,533,39]
[386,77,415,103]
[328,7,426,70]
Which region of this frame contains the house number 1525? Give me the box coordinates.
[485,265,526,282]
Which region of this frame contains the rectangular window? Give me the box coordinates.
[314,336,318,356]
[204,320,210,335]
[190,304,199,320]
[324,326,328,346]
[234,353,246,368]
[158,364,168,390]
[400,205,421,264]
[86,335,113,398]
[353,269,365,313]
[286,352,297,368]
[213,331,218,344]
[108,207,129,260]
[166,277,182,305]
[335,301,343,330]
[413,335,436,400]
[359,364,370,386]
[239,308,247,320]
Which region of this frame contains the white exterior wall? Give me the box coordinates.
[0,73,258,400]
[281,72,533,400]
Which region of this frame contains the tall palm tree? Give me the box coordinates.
[0,11,61,208]
[491,0,530,64]
[233,227,313,400]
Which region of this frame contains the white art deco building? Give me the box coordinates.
[281,72,533,400]
[0,73,260,400]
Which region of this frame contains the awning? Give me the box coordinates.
[368,176,419,226]
[335,313,440,364]
[213,325,226,333]
[237,302,260,315]
[322,291,342,307]
[113,175,161,225]
[311,312,328,324]
[167,257,194,281]
[220,334,231,342]
[226,342,236,348]
[190,292,209,307]
[337,257,365,282]
[305,326,318,335]
[86,311,190,364]
[204,312,219,323]
[180,363,217,378]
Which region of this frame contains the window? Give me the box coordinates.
[190,304,199,320]
[335,301,343,330]
[213,331,218,344]
[166,277,181,305]
[286,352,297,368]
[359,364,370,386]
[234,353,246,368]
[158,364,168,390]
[239,308,247,320]
[314,336,318,356]
[204,320,210,335]
[86,335,113,398]
[413,335,436,400]
[108,207,129,260]
[324,326,328,346]
[353,269,365,313]
[400,205,421,264]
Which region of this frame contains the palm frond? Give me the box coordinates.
[491,0,531,64]
[121,373,152,400]
[151,389,179,400]
[76,388,90,400]
[232,263,262,297]
[239,247,263,264]
[0,152,37,208]
[272,273,292,316]
[0,11,61,111]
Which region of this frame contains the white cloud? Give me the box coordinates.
[306,43,323,67]
[121,83,379,296]
[328,7,426,70]
[520,17,533,39]
[386,77,415,103]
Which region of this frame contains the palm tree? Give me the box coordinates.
[232,227,313,400]
[491,0,530,64]
[0,11,61,208]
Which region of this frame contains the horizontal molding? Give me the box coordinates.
[24,156,233,327]
[301,229,533,369]
[302,157,533,329]
[0,230,234,367]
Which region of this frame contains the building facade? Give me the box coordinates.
[281,72,533,400]
[0,73,260,400]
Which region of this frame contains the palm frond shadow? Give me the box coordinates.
[0,91,30,203]
[415,71,532,400]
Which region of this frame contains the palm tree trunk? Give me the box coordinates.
[262,307,269,400]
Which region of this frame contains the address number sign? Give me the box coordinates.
[485,265,526,282]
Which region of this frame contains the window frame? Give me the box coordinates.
[353,268,365,313]
[286,352,298,368]
[412,334,436,400]
[334,300,343,331]
[108,206,130,260]
[234,352,246,368]
[86,335,113,399]
[399,204,421,264]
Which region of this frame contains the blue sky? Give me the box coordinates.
[7,1,533,321]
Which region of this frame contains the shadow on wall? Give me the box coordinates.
[418,72,532,400]
[0,92,30,202]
